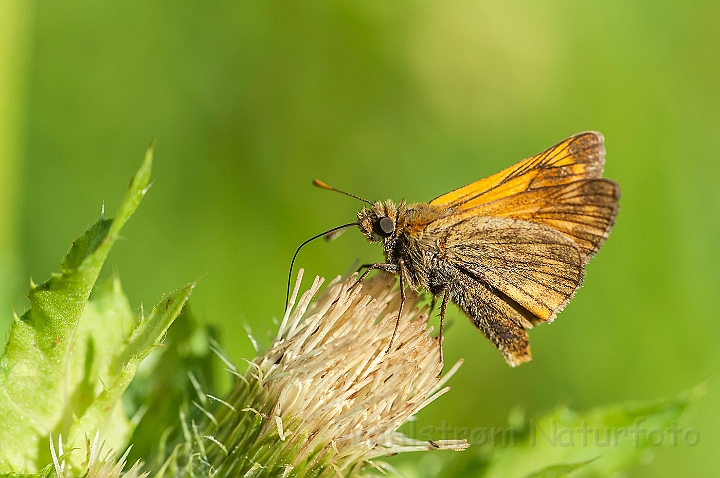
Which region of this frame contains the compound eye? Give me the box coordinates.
[375,216,395,237]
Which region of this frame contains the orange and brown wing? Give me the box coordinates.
[430,132,619,260]
[431,132,606,209]
[471,179,619,260]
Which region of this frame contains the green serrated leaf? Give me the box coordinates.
[64,282,196,470]
[70,275,138,416]
[56,275,140,464]
[0,148,152,472]
[111,282,197,374]
[480,389,698,478]
[60,219,113,272]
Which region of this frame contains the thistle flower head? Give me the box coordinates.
[186,271,468,477]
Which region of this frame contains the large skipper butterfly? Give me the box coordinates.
[303,132,619,366]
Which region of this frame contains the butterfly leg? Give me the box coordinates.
[355,263,376,274]
[344,262,405,354]
[437,288,450,365]
[348,262,399,293]
[429,295,438,315]
[386,259,407,354]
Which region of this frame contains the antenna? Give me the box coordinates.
[285,222,358,308]
[313,179,372,205]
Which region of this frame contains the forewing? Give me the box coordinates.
[429,132,618,260]
[430,132,606,210]
[436,216,584,325]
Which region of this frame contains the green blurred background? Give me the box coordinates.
[1,1,718,476]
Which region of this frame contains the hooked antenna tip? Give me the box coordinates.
[313,179,333,190]
[311,179,372,204]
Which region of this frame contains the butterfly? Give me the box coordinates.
[306,132,620,366]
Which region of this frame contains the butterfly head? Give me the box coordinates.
[357,200,400,243]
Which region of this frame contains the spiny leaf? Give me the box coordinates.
[62,280,196,470]
[0,148,152,472]
[111,282,198,375]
